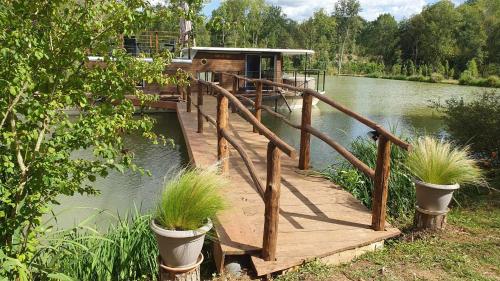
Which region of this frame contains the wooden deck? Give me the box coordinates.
[177,94,400,276]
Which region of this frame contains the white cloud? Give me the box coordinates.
[266,0,460,22]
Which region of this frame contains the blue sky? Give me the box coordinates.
[201,0,466,21]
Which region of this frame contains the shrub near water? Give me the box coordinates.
[155,169,226,230]
[323,136,415,222]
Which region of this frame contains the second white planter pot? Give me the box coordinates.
[151,219,213,268]
[414,179,459,213]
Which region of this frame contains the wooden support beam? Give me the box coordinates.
[299,91,312,170]
[217,91,229,174]
[186,85,192,113]
[253,81,263,133]
[262,142,281,261]
[197,83,203,133]
[231,77,238,113]
[372,135,391,231]
[305,125,375,179]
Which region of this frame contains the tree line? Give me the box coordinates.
[154,0,500,86]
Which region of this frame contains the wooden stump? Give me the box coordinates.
[159,254,203,281]
[413,206,447,231]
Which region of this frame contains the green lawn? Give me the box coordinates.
[275,186,499,281]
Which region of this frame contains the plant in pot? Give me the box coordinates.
[406,136,484,213]
[151,169,226,268]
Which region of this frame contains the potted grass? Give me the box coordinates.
[406,136,483,213]
[151,169,225,268]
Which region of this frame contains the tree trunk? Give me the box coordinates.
[338,26,350,75]
[414,208,447,231]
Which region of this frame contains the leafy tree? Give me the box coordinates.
[333,0,361,74]
[359,14,399,65]
[0,0,174,279]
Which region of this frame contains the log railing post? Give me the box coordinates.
[253,81,263,133]
[197,82,203,133]
[186,84,192,112]
[216,89,229,174]
[231,76,238,113]
[299,91,312,170]
[371,135,391,231]
[262,141,281,261]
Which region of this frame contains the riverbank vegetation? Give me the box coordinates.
[275,187,499,281]
[153,0,500,87]
[0,1,176,279]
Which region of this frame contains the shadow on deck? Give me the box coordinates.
[176,95,400,276]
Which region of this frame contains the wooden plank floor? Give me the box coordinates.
[177,94,400,276]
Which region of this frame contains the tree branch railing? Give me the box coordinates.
[217,72,412,232]
[187,76,296,261]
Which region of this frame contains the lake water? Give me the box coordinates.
[54,76,493,227]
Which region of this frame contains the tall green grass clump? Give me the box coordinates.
[406,136,483,185]
[155,169,226,230]
[323,136,414,223]
[35,211,159,281]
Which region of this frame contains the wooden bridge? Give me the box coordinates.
[173,73,411,276]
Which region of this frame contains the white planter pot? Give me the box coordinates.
[414,179,459,213]
[151,219,212,268]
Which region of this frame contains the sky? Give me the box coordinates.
[201,0,467,22]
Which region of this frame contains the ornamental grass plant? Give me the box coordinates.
[155,169,226,231]
[406,136,483,185]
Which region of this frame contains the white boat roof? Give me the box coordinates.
[183,47,314,56]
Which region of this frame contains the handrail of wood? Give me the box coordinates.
[192,77,297,159]
[237,94,302,130]
[304,125,375,179]
[192,102,216,125]
[220,72,410,151]
[220,128,265,198]
[306,90,411,151]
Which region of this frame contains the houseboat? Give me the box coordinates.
[88,33,326,110]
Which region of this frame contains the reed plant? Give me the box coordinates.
[322,136,415,223]
[35,210,158,281]
[155,169,226,231]
[406,136,483,185]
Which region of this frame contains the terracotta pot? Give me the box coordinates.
[151,219,212,268]
[414,179,459,213]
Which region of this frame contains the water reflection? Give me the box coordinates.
[53,113,188,229]
[262,76,494,169]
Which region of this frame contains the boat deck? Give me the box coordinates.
[176,94,400,276]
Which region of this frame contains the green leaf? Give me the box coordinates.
[47,273,75,281]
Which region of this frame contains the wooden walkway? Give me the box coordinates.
[177,93,400,276]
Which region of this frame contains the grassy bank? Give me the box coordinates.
[275,186,499,281]
[338,73,500,88]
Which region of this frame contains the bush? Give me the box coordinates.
[430,72,444,83]
[322,136,415,223]
[36,212,159,281]
[433,92,500,157]
[486,75,500,87]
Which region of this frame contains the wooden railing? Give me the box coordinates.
[183,72,410,261]
[188,77,296,261]
[216,72,411,232]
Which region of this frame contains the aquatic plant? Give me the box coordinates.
[35,210,158,281]
[322,135,415,223]
[155,169,226,231]
[406,137,483,185]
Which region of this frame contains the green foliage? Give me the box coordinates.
[35,211,158,281]
[322,136,415,222]
[406,137,483,185]
[0,0,174,279]
[434,92,500,155]
[155,169,226,231]
[430,72,444,83]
